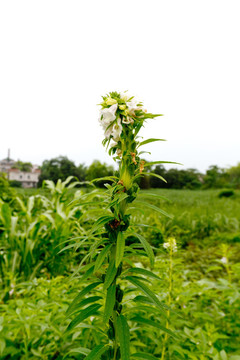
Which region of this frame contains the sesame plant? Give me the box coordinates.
[66,92,178,360]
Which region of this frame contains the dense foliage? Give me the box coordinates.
[36,159,240,190]
[0,187,239,359]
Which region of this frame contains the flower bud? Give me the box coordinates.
[106,97,118,105]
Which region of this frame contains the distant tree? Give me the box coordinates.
[86,160,114,187]
[203,165,228,189]
[77,163,87,182]
[38,156,80,186]
[150,166,202,189]
[13,160,33,172]
[227,163,240,189]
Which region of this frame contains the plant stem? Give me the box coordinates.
[161,246,173,360]
[113,310,118,360]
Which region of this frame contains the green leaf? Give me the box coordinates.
[91,176,118,183]
[79,265,95,282]
[132,315,178,339]
[138,138,166,147]
[67,304,101,331]
[136,201,173,219]
[84,344,108,360]
[126,276,167,318]
[138,192,170,202]
[103,284,116,323]
[76,296,103,310]
[94,244,112,272]
[129,232,154,267]
[143,161,182,167]
[0,339,6,356]
[1,203,11,229]
[125,267,161,281]
[220,350,228,360]
[91,215,114,234]
[66,282,101,316]
[103,259,117,290]
[140,172,167,183]
[131,352,158,359]
[133,295,154,305]
[63,347,90,359]
[116,232,125,267]
[117,315,130,360]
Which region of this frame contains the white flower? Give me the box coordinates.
[110,141,118,148]
[127,98,143,113]
[104,124,113,138]
[120,91,131,102]
[116,148,122,157]
[163,237,177,252]
[99,104,118,129]
[220,257,227,264]
[122,116,134,124]
[112,118,122,141]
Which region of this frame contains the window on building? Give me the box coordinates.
[20,175,22,179]
[28,175,30,179]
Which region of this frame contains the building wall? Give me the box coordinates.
[9,171,40,188]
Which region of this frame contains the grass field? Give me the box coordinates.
[0,188,239,359]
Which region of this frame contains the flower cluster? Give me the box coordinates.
[99,91,145,148]
[163,237,177,252]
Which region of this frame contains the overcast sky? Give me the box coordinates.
[0,0,239,172]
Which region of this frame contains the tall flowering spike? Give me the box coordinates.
[99,91,162,190]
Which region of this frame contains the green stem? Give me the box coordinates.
[161,247,173,360]
[113,310,118,360]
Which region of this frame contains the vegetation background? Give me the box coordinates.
[0,173,239,359]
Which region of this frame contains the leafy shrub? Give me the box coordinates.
[9,180,22,188]
[218,189,235,198]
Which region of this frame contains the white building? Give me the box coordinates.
[0,155,41,188]
[8,168,41,188]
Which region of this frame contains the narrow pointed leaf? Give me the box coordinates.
[131,352,158,359]
[126,276,167,318]
[136,201,173,219]
[143,161,182,167]
[138,138,166,147]
[66,282,101,316]
[140,172,167,183]
[94,244,112,272]
[126,267,161,281]
[117,315,130,360]
[103,259,117,290]
[103,284,116,323]
[75,296,103,311]
[116,232,125,267]
[91,176,118,183]
[130,232,154,267]
[63,347,90,359]
[67,304,101,331]
[84,344,108,360]
[132,315,178,339]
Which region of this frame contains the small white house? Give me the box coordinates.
[0,156,41,188]
[8,168,41,188]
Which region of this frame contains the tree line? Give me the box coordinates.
[3,156,240,190]
[37,156,240,190]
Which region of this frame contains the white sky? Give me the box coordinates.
[0,0,239,173]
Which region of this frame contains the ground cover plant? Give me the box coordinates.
[0,186,240,358]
